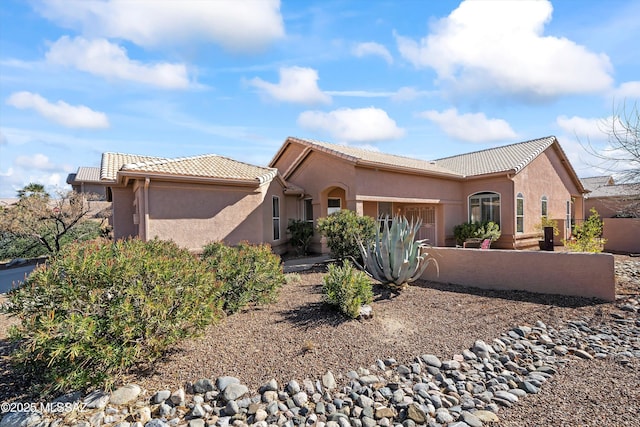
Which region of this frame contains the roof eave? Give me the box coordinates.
[117,170,265,187]
[356,159,463,180]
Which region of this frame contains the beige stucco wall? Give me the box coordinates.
[603,218,640,254]
[145,181,270,252]
[111,177,288,254]
[111,187,136,239]
[421,247,615,301]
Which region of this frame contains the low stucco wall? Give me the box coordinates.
[421,247,615,301]
[603,218,640,254]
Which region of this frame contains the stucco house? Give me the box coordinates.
[98,135,587,253]
[67,166,107,199]
[582,176,639,218]
[100,152,302,253]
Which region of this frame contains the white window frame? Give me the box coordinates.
[468,191,501,225]
[272,196,280,241]
[541,196,548,219]
[516,193,524,233]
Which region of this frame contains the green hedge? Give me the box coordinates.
[202,241,285,314]
[3,238,223,393]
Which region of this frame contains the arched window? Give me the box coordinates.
[516,193,524,233]
[541,196,548,218]
[469,192,500,224]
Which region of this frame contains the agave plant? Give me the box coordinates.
[357,215,438,290]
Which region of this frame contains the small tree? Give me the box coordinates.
[534,217,559,238]
[0,184,103,257]
[316,210,377,261]
[564,208,606,253]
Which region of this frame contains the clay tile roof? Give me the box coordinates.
[581,175,640,198]
[434,136,557,177]
[101,153,165,181]
[287,137,462,177]
[101,152,277,184]
[74,167,101,182]
[581,176,615,191]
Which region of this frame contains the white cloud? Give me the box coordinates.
[612,81,640,99]
[6,91,109,129]
[395,0,613,98]
[556,115,609,140]
[390,87,435,102]
[352,42,393,64]
[249,66,331,105]
[15,153,56,171]
[46,36,190,89]
[298,107,405,143]
[36,0,284,52]
[419,108,517,142]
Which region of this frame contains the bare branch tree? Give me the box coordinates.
[581,101,640,217]
[0,185,104,257]
[584,101,640,184]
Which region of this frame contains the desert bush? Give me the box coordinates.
[564,208,606,253]
[323,260,373,319]
[316,210,376,261]
[453,221,501,246]
[202,241,285,314]
[287,219,314,255]
[2,238,223,394]
[534,216,559,237]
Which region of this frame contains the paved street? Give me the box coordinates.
[0,264,39,294]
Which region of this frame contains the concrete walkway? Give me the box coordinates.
[283,254,331,273]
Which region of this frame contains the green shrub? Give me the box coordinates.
[287,219,314,255]
[564,208,606,253]
[453,221,501,246]
[323,260,373,319]
[202,241,285,314]
[2,238,223,394]
[316,210,377,261]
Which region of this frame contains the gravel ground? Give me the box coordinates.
[0,254,638,426]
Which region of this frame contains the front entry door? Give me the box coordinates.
[404,206,437,245]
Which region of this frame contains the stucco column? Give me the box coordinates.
[352,200,364,216]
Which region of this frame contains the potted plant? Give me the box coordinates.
[453,221,501,248]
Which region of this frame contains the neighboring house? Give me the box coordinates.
[100,152,303,253]
[582,176,639,218]
[97,135,587,252]
[67,167,108,199]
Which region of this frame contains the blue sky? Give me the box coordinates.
[1,0,639,198]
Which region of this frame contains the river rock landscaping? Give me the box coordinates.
[1,255,639,427]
